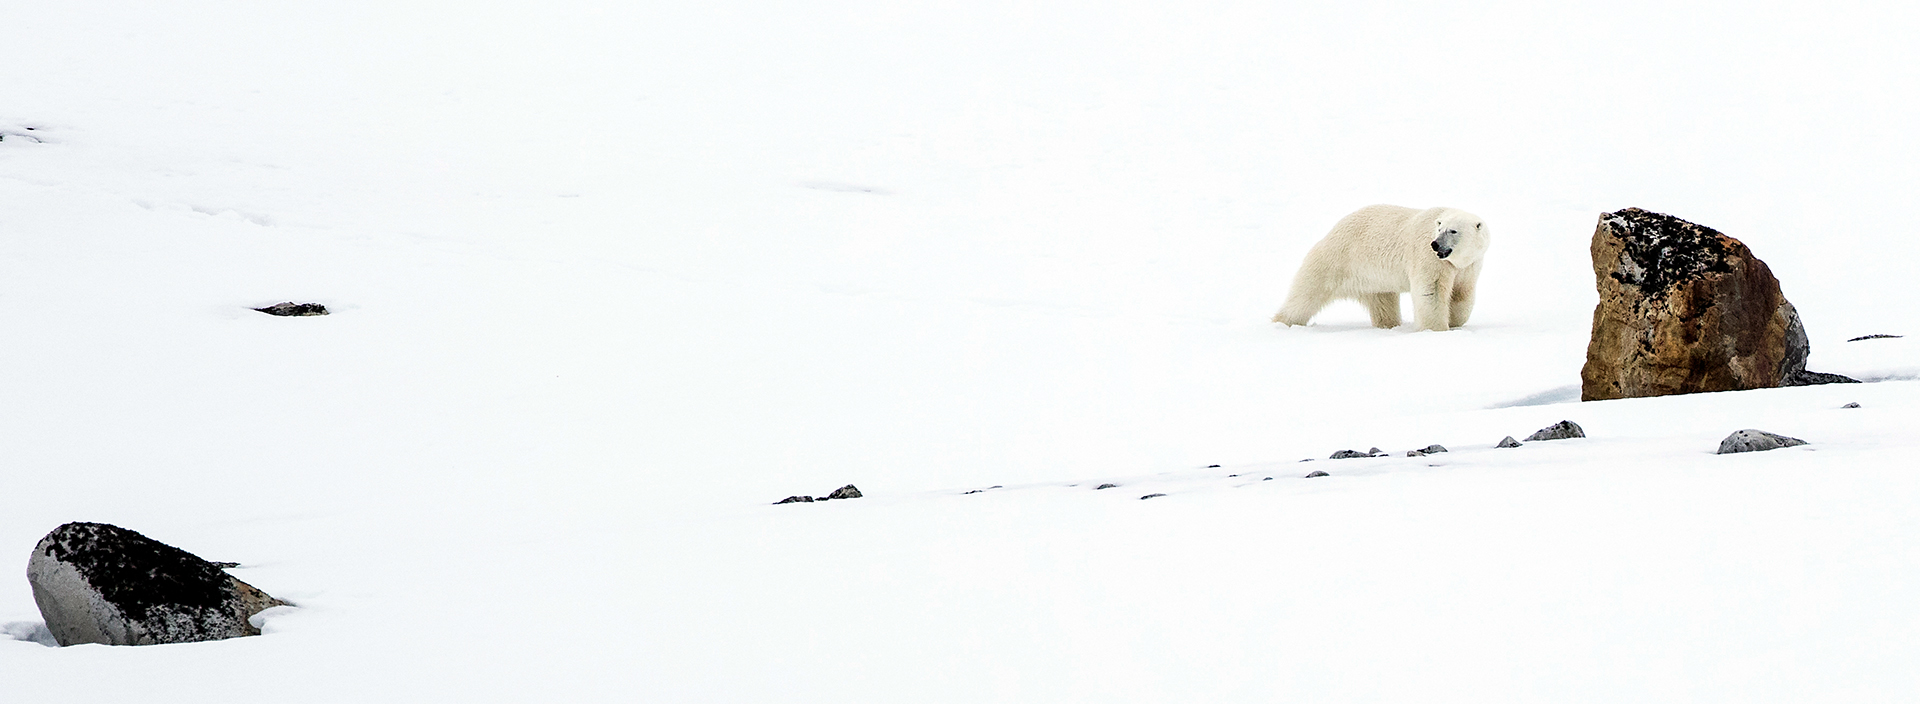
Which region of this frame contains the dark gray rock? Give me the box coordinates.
[1717,429,1808,454]
[1262,477,1273,481]
[1329,450,1370,459]
[826,484,862,500]
[1406,444,1448,457]
[774,496,814,504]
[1304,471,1329,478]
[1847,334,1903,341]
[1782,370,1860,386]
[28,523,288,647]
[1525,421,1585,441]
[253,302,329,317]
[1842,402,1861,409]
[1496,436,1522,448]
[1139,493,1166,500]
[1095,483,1119,490]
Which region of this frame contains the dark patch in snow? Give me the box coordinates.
[254,302,329,317]
[1094,483,1119,490]
[1139,493,1166,500]
[1847,334,1903,342]
[1305,471,1329,478]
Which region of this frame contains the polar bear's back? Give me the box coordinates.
[1304,204,1442,293]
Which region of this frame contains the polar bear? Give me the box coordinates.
[1272,205,1489,331]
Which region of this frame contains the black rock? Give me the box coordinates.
[28,523,288,646]
[1095,483,1119,490]
[1496,436,1522,448]
[775,496,815,504]
[1525,421,1585,441]
[1847,334,1903,341]
[1842,402,1861,409]
[1782,370,1860,386]
[825,484,862,500]
[1206,464,1221,468]
[1717,429,1808,454]
[1262,477,1273,481]
[253,302,329,317]
[1331,448,1385,459]
[1139,493,1167,500]
[1305,471,1329,478]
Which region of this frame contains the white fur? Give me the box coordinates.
[1272,205,1490,332]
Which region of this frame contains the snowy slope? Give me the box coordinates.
[4,0,1920,701]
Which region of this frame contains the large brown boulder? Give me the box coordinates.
[27,522,289,646]
[1581,208,1853,401]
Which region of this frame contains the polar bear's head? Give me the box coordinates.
[1428,210,1488,265]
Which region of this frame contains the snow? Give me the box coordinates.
[4,0,1920,700]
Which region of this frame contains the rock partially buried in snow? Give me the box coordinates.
[1405,444,1447,457]
[1525,421,1585,441]
[1329,447,1384,459]
[28,522,289,647]
[1304,471,1329,478]
[1842,402,1861,409]
[1139,493,1167,500]
[1717,429,1808,454]
[1496,436,1522,448]
[1094,483,1119,490]
[253,302,329,317]
[774,484,862,504]
[1580,208,1854,400]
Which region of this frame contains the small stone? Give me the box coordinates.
[1227,474,1239,477]
[963,490,983,495]
[1847,334,1903,341]
[1305,471,1329,478]
[1525,421,1585,441]
[825,484,862,500]
[1842,402,1861,409]
[775,495,814,504]
[1330,449,1371,459]
[1262,477,1273,481]
[253,302,329,317]
[1368,447,1383,456]
[1496,436,1522,448]
[1095,483,1119,490]
[1406,444,1449,457]
[1139,493,1167,500]
[1717,429,1809,454]
[1206,464,1221,468]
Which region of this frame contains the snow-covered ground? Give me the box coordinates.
[4,0,1920,700]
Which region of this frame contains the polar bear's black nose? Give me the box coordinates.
[1431,240,1452,258]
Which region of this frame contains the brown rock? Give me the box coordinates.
[1581,208,1851,401]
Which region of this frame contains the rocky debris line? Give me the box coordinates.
[1139,493,1167,500]
[1717,429,1808,454]
[1329,447,1385,459]
[1405,444,1448,457]
[1304,471,1329,478]
[28,523,288,647]
[773,484,863,504]
[1847,334,1903,341]
[1526,421,1585,441]
[1843,402,1861,409]
[1581,208,1856,401]
[1094,483,1119,490]
[253,302,329,317]
[1496,436,1522,448]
